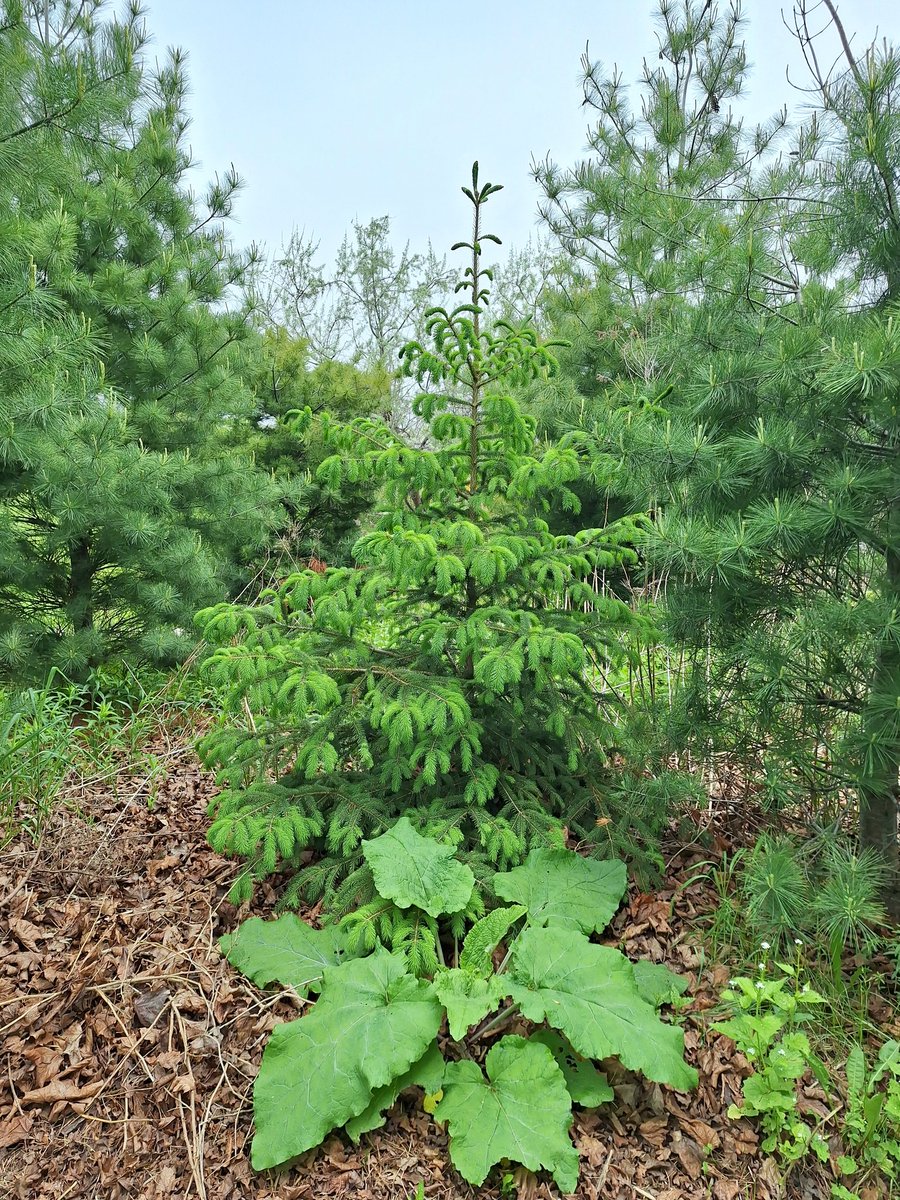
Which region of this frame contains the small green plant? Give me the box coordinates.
[738,834,888,988]
[700,849,746,958]
[811,842,887,988]
[221,820,696,1192]
[712,957,830,1166]
[0,684,73,843]
[832,1039,900,1197]
[741,836,810,950]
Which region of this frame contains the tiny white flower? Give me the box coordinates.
[746,1047,755,1056]
[794,938,803,947]
[755,981,765,989]
[758,962,766,970]
[728,979,737,986]
[761,941,771,950]
[776,1049,786,1056]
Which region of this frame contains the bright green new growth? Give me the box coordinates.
[221,822,695,1191]
[434,968,507,1039]
[197,163,648,914]
[458,903,527,975]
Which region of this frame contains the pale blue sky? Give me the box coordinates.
[142,0,896,260]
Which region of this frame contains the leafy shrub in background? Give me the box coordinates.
[197,166,649,911]
[221,821,695,1191]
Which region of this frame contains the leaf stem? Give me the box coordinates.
[468,1001,520,1044]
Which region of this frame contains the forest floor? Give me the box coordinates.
[1,736,896,1200]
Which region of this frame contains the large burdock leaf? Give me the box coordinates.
[506,927,698,1092]
[362,817,474,917]
[493,848,626,934]
[632,960,689,1009]
[434,968,507,1039]
[435,1035,579,1193]
[251,947,442,1169]
[346,1042,445,1141]
[529,1030,613,1107]
[220,915,350,997]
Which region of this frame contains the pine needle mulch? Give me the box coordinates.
[0,746,892,1200]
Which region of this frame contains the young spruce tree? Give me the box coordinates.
[198,166,648,911]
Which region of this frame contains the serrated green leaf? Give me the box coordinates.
[493,848,627,934]
[632,960,689,1008]
[251,948,442,1168]
[530,1030,614,1107]
[434,968,507,1039]
[220,915,351,997]
[362,817,475,918]
[346,1042,445,1142]
[506,927,697,1092]
[459,904,526,976]
[845,1045,866,1101]
[435,1035,579,1193]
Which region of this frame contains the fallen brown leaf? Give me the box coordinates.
[0,1114,33,1148]
[22,1079,105,1104]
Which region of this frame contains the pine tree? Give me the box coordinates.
[532,0,899,906]
[788,0,900,904]
[197,165,648,910]
[0,1,281,682]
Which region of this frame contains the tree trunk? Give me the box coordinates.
[68,536,94,632]
[859,495,900,917]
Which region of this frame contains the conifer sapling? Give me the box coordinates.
[197,164,649,912]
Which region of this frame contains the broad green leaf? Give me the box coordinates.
[493,848,626,934]
[220,914,350,997]
[876,1039,900,1078]
[251,948,442,1168]
[632,960,689,1008]
[346,1042,445,1142]
[712,1014,783,1051]
[434,968,506,1039]
[435,1035,579,1193]
[362,816,475,917]
[530,1030,613,1107]
[459,904,527,976]
[506,926,697,1092]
